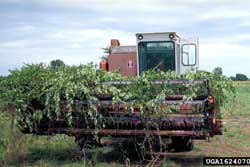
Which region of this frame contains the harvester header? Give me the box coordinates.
[19,32,223,152]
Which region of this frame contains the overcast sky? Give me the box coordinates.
[0,0,250,77]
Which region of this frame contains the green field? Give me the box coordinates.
[221,81,250,118]
[0,81,250,167]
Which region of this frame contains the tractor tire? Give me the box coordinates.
[75,135,100,150]
[171,136,193,152]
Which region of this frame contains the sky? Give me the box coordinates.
[0,0,250,77]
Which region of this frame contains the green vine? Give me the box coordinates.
[0,64,235,133]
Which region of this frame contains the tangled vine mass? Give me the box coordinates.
[0,64,235,132]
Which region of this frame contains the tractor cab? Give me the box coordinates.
[101,32,199,76]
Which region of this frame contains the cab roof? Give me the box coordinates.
[135,32,180,38]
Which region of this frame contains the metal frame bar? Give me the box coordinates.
[101,79,208,85]
[44,128,208,137]
[72,98,208,106]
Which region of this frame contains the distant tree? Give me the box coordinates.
[213,67,223,75]
[0,76,9,104]
[0,76,5,90]
[0,76,7,88]
[235,73,249,81]
[230,76,236,81]
[0,76,5,81]
[50,59,65,71]
[100,47,111,61]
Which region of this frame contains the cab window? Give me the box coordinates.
[182,44,196,66]
[138,41,175,74]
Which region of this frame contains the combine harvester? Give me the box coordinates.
[27,32,222,151]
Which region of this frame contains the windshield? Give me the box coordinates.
[138,41,175,74]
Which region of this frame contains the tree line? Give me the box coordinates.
[0,62,249,81]
[213,67,249,81]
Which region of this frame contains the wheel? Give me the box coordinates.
[171,136,193,152]
[119,137,146,160]
[75,135,100,150]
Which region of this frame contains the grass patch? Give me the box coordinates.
[0,110,30,166]
[221,81,250,118]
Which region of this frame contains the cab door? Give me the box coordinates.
[179,39,199,74]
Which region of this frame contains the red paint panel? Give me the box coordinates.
[108,52,137,76]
